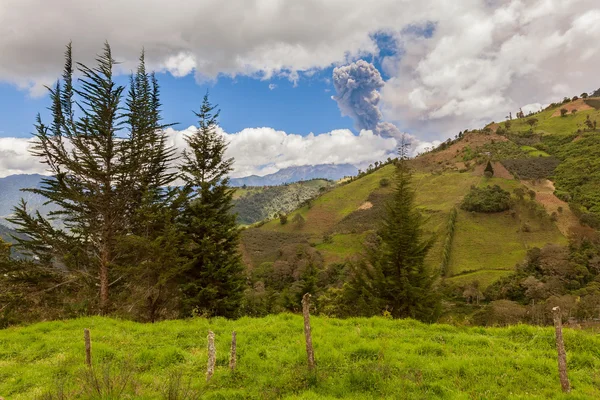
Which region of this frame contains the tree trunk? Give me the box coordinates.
[552,306,570,393]
[302,293,315,371]
[99,257,109,315]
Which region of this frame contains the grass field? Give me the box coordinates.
[1,316,599,399]
[505,100,600,136]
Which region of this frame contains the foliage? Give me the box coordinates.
[501,157,561,180]
[483,236,600,325]
[543,134,600,227]
[232,180,332,225]
[440,208,458,277]
[484,161,494,178]
[279,213,288,225]
[179,94,245,318]
[7,44,179,315]
[460,185,512,213]
[339,159,441,321]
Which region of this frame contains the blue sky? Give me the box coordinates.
[1,0,598,177]
[0,69,354,139]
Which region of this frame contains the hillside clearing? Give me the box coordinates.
[1,316,599,399]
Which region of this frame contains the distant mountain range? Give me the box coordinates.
[229,164,358,187]
[0,174,57,223]
[0,164,359,223]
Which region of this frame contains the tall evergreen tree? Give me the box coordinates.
[342,141,440,321]
[179,94,245,318]
[114,52,185,321]
[8,43,172,316]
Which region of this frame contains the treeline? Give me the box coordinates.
[449,233,600,326]
[0,44,244,326]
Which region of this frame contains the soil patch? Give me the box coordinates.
[551,98,594,117]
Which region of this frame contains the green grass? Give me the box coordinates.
[1,316,599,399]
[260,166,395,235]
[520,146,550,157]
[506,104,600,136]
[447,270,514,289]
[315,233,366,264]
[449,207,566,276]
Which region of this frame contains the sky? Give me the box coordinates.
[1,0,600,177]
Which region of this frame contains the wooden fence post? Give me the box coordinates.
[552,306,570,393]
[84,328,92,367]
[229,331,237,372]
[302,293,316,371]
[207,331,216,382]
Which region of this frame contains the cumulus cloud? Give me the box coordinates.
[380,0,600,138]
[268,83,277,90]
[1,127,399,178]
[166,126,398,177]
[1,0,599,143]
[0,138,47,177]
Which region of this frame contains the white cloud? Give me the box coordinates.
[268,83,277,90]
[1,127,403,178]
[0,0,598,143]
[380,0,600,139]
[166,126,400,177]
[0,138,48,177]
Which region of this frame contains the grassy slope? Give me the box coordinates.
[243,163,566,288]
[505,99,600,136]
[1,316,599,399]
[242,100,598,284]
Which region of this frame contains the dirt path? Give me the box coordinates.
[522,179,581,237]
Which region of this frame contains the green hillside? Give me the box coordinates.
[233,179,334,225]
[1,316,599,399]
[241,159,566,290]
[241,97,600,298]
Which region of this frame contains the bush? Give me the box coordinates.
[379,178,391,187]
[279,213,288,225]
[461,185,512,213]
[501,157,561,180]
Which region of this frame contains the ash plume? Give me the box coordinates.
[332,60,402,139]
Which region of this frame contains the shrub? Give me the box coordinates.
[560,108,568,117]
[501,157,560,180]
[279,213,288,225]
[461,185,512,213]
[379,178,391,187]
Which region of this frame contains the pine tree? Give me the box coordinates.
[114,52,185,321]
[8,43,173,315]
[179,94,245,318]
[342,141,440,321]
[484,161,494,177]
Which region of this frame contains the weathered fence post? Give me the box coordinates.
[302,293,315,371]
[229,331,237,372]
[207,331,216,382]
[84,328,92,367]
[552,306,570,393]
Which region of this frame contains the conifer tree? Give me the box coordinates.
[179,94,245,318]
[9,43,160,315]
[115,52,185,321]
[342,140,440,321]
[485,161,494,177]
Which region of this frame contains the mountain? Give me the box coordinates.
[0,174,57,223]
[230,164,358,187]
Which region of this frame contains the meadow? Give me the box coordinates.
[1,315,599,399]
